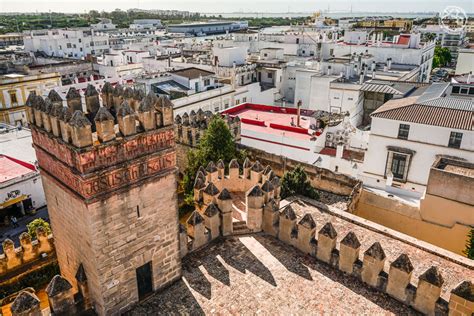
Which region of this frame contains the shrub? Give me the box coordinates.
[27,218,51,239]
[280,165,319,200]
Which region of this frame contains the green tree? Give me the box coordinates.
[432,46,452,68]
[280,165,319,200]
[88,10,100,19]
[27,218,52,239]
[182,115,245,199]
[463,228,474,259]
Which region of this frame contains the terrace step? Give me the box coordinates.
[232,221,253,235]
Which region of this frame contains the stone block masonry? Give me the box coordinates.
[26,84,182,315]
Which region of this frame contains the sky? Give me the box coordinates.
[0,0,473,14]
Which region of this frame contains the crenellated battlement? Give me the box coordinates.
[0,228,55,276]
[178,158,281,253]
[27,83,177,201]
[175,158,474,316]
[174,110,241,148]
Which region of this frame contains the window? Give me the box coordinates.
[448,132,463,148]
[204,79,210,86]
[243,97,247,103]
[236,99,240,105]
[397,124,410,140]
[9,91,18,105]
[66,43,72,48]
[136,205,141,218]
[390,153,408,181]
[385,150,412,182]
[267,72,273,79]
[263,53,268,57]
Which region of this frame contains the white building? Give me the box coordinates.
[129,19,162,30]
[0,125,46,218]
[221,103,366,176]
[416,25,467,61]
[362,82,474,198]
[23,28,110,59]
[455,49,474,75]
[212,46,247,67]
[91,18,116,31]
[321,32,434,82]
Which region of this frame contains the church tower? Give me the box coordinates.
[28,86,181,315]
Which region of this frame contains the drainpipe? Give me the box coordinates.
[297,100,302,127]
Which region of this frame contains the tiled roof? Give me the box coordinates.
[371,88,474,130]
[360,82,405,95]
[0,155,36,183]
[170,67,214,79]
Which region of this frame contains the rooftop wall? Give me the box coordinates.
[427,157,474,206]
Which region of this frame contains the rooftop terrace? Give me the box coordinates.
[128,234,414,315]
[129,197,473,314]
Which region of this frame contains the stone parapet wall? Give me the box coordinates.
[174,110,240,149]
[0,228,54,277]
[355,188,472,256]
[259,200,473,316]
[179,158,281,256]
[174,110,241,175]
[239,144,361,196]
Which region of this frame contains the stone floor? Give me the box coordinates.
[128,234,419,315]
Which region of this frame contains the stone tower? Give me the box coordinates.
[28,86,181,315]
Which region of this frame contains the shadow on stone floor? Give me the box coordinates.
[254,234,420,315]
[182,236,277,299]
[216,238,277,287]
[254,235,313,281]
[125,279,205,316]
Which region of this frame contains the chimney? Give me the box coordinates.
[336,144,344,159]
[467,71,472,84]
[359,70,365,84]
[297,100,302,127]
[383,64,388,72]
[387,58,392,70]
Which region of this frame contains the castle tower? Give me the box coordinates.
[30,84,181,315]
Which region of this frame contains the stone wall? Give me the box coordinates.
[179,158,281,256]
[258,199,473,316]
[174,109,241,175]
[0,229,54,277]
[354,188,472,255]
[175,158,473,316]
[239,144,361,196]
[27,83,182,315]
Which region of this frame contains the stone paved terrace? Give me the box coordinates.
[128,234,418,315]
[129,197,473,315]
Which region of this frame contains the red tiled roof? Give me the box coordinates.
[319,147,365,161]
[0,155,36,183]
[397,35,411,45]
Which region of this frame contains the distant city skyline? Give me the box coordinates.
[1,0,473,14]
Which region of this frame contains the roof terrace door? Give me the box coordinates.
[136,261,153,300]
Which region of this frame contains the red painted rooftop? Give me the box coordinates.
[0,155,36,183]
[222,103,322,140]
